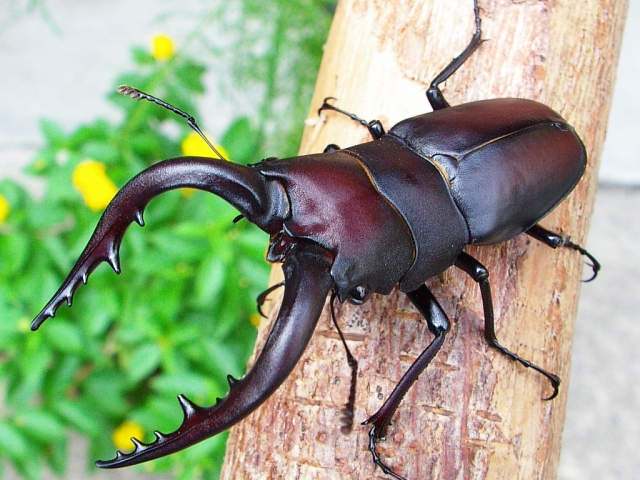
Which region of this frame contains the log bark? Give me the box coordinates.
[221,0,628,478]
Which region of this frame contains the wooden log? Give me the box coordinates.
[221,0,628,478]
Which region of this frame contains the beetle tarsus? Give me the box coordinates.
[526,223,601,281]
[367,425,407,480]
[565,241,601,282]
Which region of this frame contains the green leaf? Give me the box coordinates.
[221,117,258,164]
[81,140,120,164]
[175,63,206,93]
[125,342,162,383]
[84,372,130,417]
[43,320,84,355]
[45,438,68,476]
[9,344,53,406]
[132,46,155,65]
[0,422,30,461]
[43,356,82,400]
[15,409,67,444]
[151,372,212,400]
[193,254,226,309]
[39,119,67,147]
[52,399,105,438]
[0,231,30,276]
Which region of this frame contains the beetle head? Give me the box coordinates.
[259,151,414,304]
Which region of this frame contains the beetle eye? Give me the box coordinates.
[348,285,370,305]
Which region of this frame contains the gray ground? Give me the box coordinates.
[1,1,639,479]
[558,186,640,480]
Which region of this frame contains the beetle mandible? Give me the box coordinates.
[32,1,599,479]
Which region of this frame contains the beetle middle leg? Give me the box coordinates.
[363,284,451,480]
[454,251,561,400]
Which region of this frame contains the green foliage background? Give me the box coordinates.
[0,1,334,478]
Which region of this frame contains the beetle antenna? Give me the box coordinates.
[116,85,228,161]
[330,291,358,434]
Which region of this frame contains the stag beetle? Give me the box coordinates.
[32,1,598,479]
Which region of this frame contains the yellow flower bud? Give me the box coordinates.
[112,421,145,452]
[0,194,9,223]
[72,160,118,211]
[181,132,229,160]
[250,313,262,328]
[151,34,175,60]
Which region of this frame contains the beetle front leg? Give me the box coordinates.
[526,224,600,281]
[426,0,483,110]
[317,97,386,140]
[363,284,450,480]
[454,251,561,400]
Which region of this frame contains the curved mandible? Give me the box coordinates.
[31,156,288,330]
[96,245,334,468]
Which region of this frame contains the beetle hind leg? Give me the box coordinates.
[363,285,450,479]
[526,224,600,281]
[454,251,561,400]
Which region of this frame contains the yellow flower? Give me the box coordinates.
[250,313,262,328]
[181,132,229,160]
[151,34,175,60]
[72,160,118,211]
[112,421,145,452]
[0,194,9,223]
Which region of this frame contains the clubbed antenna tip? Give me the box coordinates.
[116,85,228,162]
[116,85,144,100]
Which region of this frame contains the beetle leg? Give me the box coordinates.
[454,251,561,400]
[363,284,450,479]
[329,291,358,434]
[323,143,341,153]
[256,281,285,318]
[317,97,386,140]
[426,0,484,111]
[526,224,601,282]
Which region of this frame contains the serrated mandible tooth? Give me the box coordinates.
[107,249,121,274]
[134,209,145,226]
[177,394,199,418]
[130,437,147,451]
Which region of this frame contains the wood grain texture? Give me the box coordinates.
[221,0,628,478]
